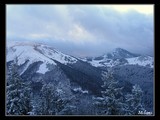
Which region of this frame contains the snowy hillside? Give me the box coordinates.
[126,56,154,68]
[7,42,78,74]
[6,41,104,97]
[105,48,140,59]
[82,48,154,68]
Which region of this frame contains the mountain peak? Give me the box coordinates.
[114,48,127,52]
[105,47,140,59]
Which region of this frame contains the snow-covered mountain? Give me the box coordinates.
[82,48,154,68]
[103,48,140,59]
[7,42,77,75]
[6,41,104,95]
[6,41,153,112]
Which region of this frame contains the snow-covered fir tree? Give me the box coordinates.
[125,84,145,115]
[6,57,32,115]
[57,96,76,115]
[33,83,69,115]
[71,93,95,115]
[36,83,58,115]
[94,69,128,115]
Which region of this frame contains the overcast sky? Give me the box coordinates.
[6,5,154,57]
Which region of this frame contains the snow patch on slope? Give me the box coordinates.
[126,56,153,68]
[87,56,153,68]
[73,87,89,94]
[89,60,103,67]
[36,45,77,65]
[89,58,122,67]
[37,63,49,74]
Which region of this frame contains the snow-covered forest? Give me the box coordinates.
[6,57,150,115]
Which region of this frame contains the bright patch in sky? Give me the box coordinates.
[98,5,153,15]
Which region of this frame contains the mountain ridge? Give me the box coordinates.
[81,47,153,68]
[6,41,154,112]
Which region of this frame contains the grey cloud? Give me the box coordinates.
[68,6,153,56]
[7,5,154,57]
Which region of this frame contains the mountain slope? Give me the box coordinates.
[7,42,77,75]
[104,48,140,59]
[6,42,153,112]
[82,48,153,68]
[6,42,105,95]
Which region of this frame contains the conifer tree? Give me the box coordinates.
[35,83,67,115]
[125,84,145,115]
[94,70,128,115]
[30,82,73,115]
[39,83,58,115]
[6,58,32,115]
